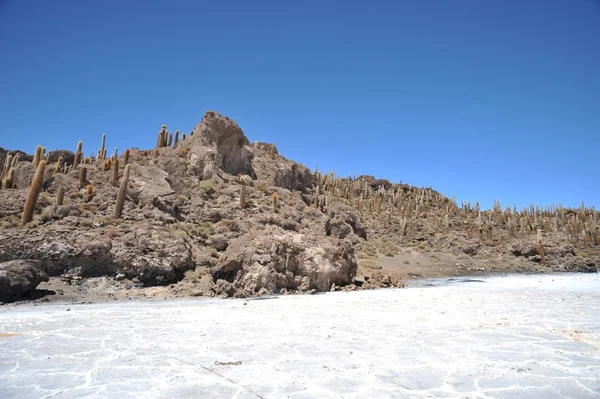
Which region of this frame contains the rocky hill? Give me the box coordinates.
[1,111,598,303]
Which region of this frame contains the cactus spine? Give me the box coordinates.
[22,160,46,225]
[114,164,130,218]
[123,149,130,165]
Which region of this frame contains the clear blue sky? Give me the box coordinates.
[1,0,599,210]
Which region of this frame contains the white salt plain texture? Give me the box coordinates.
[1,273,599,399]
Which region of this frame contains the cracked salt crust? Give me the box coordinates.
[1,273,599,398]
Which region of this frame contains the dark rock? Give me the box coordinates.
[0,260,49,302]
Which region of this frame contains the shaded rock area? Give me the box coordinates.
[0,260,49,303]
[0,111,599,303]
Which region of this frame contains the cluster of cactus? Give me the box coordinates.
[9,127,139,224]
[156,125,181,149]
[310,167,600,256]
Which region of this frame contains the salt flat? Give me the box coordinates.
[1,274,599,399]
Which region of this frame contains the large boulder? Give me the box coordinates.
[129,165,174,205]
[185,111,255,179]
[0,260,49,302]
[211,227,357,296]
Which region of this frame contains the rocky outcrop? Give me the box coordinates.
[252,143,313,191]
[0,224,193,286]
[211,227,357,296]
[0,260,48,302]
[185,111,255,179]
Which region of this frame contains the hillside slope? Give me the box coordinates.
[0,111,598,303]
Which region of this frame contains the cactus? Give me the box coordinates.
[111,158,119,183]
[537,229,546,264]
[85,184,94,203]
[79,166,87,189]
[54,156,64,173]
[114,164,130,218]
[99,133,106,160]
[2,168,14,189]
[167,133,173,147]
[73,141,83,167]
[56,187,65,206]
[174,130,179,146]
[270,143,276,159]
[113,148,118,159]
[103,159,111,171]
[240,178,246,208]
[399,216,407,236]
[272,193,279,212]
[32,145,42,167]
[123,149,130,165]
[3,154,13,176]
[22,160,46,225]
[10,153,20,170]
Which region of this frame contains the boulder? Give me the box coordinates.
[211,227,357,295]
[0,260,49,302]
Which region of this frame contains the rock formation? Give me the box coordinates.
[0,111,598,303]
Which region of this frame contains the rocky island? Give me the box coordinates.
[0,111,598,304]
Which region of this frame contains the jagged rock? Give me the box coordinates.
[252,143,313,191]
[185,111,255,179]
[0,260,49,302]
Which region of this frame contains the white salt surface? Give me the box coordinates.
[1,274,599,399]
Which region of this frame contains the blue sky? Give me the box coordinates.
[1,0,599,210]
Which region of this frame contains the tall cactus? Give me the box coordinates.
[56,187,65,206]
[111,158,119,183]
[123,149,130,165]
[73,141,83,168]
[79,166,87,189]
[114,164,130,218]
[32,145,42,167]
[99,133,106,160]
[22,160,46,225]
